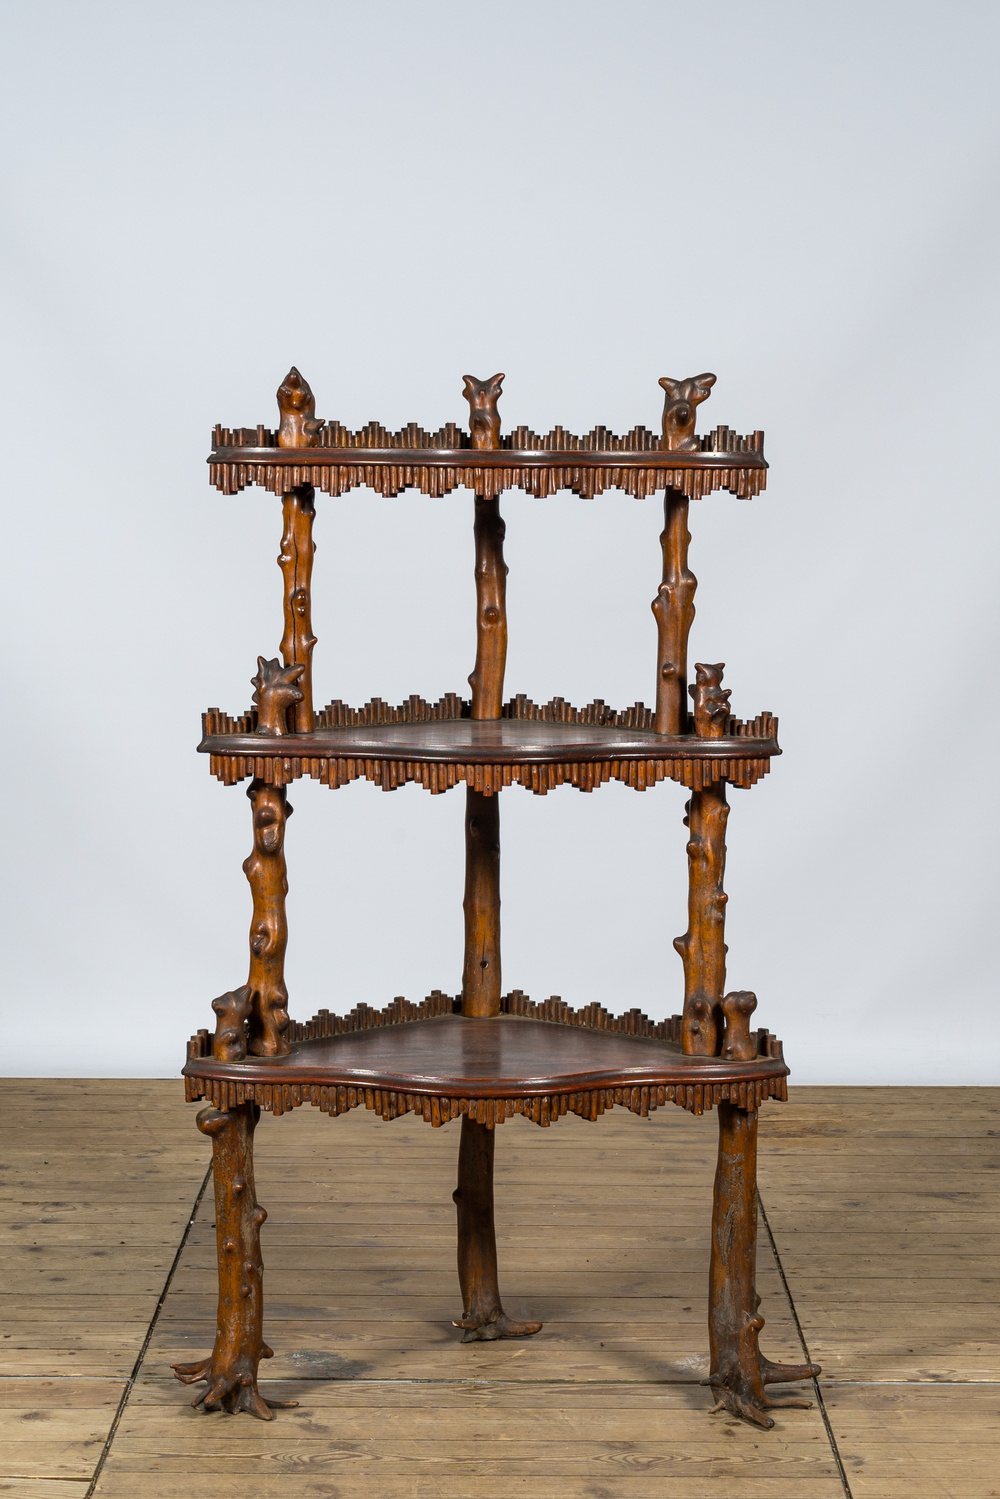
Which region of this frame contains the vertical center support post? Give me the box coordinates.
[463,491,508,1018]
[453,374,540,1342]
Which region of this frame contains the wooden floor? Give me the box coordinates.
[1,1082,996,1498]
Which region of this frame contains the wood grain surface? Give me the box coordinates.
[0,1082,995,1497]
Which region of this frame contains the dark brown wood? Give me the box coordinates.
[201,716,779,766]
[651,489,696,734]
[659,373,716,452]
[243,779,293,1058]
[184,1010,788,1098]
[171,1103,298,1419]
[708,1103,819,1426]
[452,1116,542,1341]
[675,782,729,1056]
[462,791,501,1018]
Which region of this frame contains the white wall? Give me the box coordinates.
[2,1,997,1082]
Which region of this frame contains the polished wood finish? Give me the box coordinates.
[177,366,813,1429]
[171,1103,298,1419]
[243,780,292,1058]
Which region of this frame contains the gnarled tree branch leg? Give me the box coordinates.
[707,1102,820,1427]
[452,1116,542,1342]
[171,1104,297,1418]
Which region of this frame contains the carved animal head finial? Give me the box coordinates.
[721,990,758,1062]
[251,655,305,736]
[276,366,324,448]
[689,661,731,738]
[659,372,716,452]
[462,372,505,450]
[212,986,252,1062]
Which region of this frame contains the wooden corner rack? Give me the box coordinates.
[174,365,820,1429]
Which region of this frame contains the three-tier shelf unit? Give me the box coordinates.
[174,366,820,1429]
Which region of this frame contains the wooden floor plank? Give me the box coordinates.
[5,1081,997,1499]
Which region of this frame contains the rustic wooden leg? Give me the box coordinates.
[171,1104,297,1418]
[707,1103,819,1426]
[452,1115,542,1342]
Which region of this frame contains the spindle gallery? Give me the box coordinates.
[173,367,820,1429]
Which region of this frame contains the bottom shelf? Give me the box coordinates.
[184,992,788,1125]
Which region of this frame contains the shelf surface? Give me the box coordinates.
[200,718,780,766]
[184,1013,788,1096]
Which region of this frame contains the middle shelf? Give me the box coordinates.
[201,693,779,795]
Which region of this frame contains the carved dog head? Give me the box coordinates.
[659,373,716,452]
[276,366,324,448]
[462,373,505,450]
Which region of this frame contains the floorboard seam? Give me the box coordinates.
[83,1160,212,1499]
[758,1187,855,1499]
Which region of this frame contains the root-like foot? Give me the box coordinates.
[171,1351,298,1419]
[453,1310,543,1343]
[705,1369,815,1428]
[761,1355,822,1385]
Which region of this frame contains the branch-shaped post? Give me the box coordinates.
[674,664,733,1055]
[251,656,304,737]
[651,488,696,734]
[462,790,501,1017]
[171,1104,297,1419]
[708,1103,820,1426]
[243,779,293,1058]
[275,367,321,732]
[278,488,317,732]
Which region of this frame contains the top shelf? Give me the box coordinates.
[209,431,767,501]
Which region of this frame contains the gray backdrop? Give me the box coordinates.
[2,1,997,1082]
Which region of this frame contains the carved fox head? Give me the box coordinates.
[462,372,505,450]
[276,366,324,448]
[659,373,716,452]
